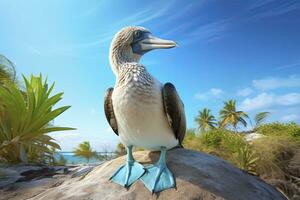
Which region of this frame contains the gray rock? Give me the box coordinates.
[31,149,286,200]
[0,166,44,188]
[0,168,21,188]
[71,166,95,178]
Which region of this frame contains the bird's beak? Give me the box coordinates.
[139,34,177,51]
[132,33,177,55]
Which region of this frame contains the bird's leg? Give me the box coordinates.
[110,145,145,188]
[140,147,175,193]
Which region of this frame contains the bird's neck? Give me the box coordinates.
[109,44,141,76]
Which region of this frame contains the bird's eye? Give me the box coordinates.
[135,31,142,38]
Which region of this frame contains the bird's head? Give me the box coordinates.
[109,26,176,74]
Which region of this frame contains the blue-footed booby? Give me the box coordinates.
[104,26,186,193]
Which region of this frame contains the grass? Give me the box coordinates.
[184,129,258,174]
[252,135,299,178]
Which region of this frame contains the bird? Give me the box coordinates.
[104,26,186,193]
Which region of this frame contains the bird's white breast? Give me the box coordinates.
[112,65,178,150]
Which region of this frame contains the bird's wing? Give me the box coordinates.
[104,87,118,135]
[162,83,186,145]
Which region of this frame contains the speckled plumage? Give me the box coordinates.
[104,26,186,150]
[112,63,178,150]
[116,63,155,103]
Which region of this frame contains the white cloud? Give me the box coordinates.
[239,92,300,111]
[280,114,298,122]
[239,93,274,111]
[277,93,300,106]
[210,88,223,96]
[50,131,83,151]
[195,88,223,100]
[252,75,300,90]
[237,88,253,97]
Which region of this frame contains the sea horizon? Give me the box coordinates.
[55,152,117,165]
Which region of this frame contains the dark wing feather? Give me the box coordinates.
[162,83,186,145]
[104,88,118,135]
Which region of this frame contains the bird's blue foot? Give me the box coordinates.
[110,145,145,187]
[140,147,175,193]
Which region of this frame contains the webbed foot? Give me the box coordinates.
[110,145,145,187]
[140,147,175,193]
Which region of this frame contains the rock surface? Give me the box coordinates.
[30,149,286,200]
[0,165,95,200]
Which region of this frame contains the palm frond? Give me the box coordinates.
[195,108,217,132]
[219,99,248,131]
[255,112,270,127]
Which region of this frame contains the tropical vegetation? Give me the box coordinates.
[54,155,67,166]
[219,99,248,131]
[0,54,16,85]
[195,108,217,131]
[0,55,74,164]
[253,111,270,129]
[116,142,126,156]
[1,54,299,198]
[73,141,97,163]
[184,99,300,199]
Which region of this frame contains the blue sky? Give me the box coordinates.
[1,0,300,151]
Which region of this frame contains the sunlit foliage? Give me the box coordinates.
[0,75,74,163]
[219,99,248,131]
[195,108,217,131]
[254,112,270,129]
[73,141,97,162]
[0,54,16,85]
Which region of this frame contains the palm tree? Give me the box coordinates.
[219,99,248,132]
[116,143,126,156]
[254,112,270,129]
[74,141,97,163]
[195,108,217,132]
[0,54,16,85]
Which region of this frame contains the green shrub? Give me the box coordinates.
[199,129,246,152]
[199,129,224,149]
[256,122,300,140]
[115,143,126,156]
[182,129,201,151]
[235,144,258,175]
[184,128,259,174]
[0,75,74,163]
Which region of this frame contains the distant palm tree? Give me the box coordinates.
[74,141,97,163]
[0,54,16,85]
[116,143,126,156]
[254,112,270,129]
[195,108,217,131]
[219,99,248,132]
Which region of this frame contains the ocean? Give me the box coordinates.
[55,152,117,165]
